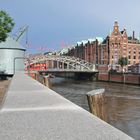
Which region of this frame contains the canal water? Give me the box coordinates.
[51,78,140,140]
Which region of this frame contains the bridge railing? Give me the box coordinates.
[25,55,97,72]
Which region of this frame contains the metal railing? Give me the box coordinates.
[25,55,97,72]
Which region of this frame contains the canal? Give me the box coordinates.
[51,78,140,140]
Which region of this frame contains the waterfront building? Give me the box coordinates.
[63,21,140,73]
[67,37,103,64]
[99,21,140,72]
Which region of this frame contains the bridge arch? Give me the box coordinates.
[25,55,97,72]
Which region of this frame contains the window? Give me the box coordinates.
[128,55,131,59]
[134,56,136,59]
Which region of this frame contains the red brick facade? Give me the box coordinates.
[99,21,140,72]
[67,39,99,64]
[66,21,140,73]
[98,72,140,85]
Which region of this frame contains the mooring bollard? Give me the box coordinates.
[34,72,40,81]
[43,76,51,88]
[33,73,51,88]
[86,89,107,121]
[34,73,38,80]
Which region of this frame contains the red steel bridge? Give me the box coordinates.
[25,55,97,72]
[25,55,98,79]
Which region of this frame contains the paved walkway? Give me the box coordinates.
[0,73,133,140]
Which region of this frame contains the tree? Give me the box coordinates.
[118,57,128,70]
[118,57,128,84]
[0,10,15,42]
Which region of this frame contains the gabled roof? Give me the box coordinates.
[120,30,124,34]
[102,36,109,44]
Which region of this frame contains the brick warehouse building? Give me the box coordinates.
[99,21,140,72]
[65,21,140,73]
[67,38,103,64]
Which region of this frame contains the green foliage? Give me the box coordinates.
[118,57,128,67]
[0,10,15,42]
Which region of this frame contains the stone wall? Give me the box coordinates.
[98,64,140,85]
[98,73,140,85]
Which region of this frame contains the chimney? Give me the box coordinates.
[133,31,135,39]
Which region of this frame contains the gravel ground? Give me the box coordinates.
[0,80,11,107]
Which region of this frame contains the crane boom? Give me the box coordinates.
[14,26,28,41]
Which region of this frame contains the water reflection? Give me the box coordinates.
[51,78,140,140]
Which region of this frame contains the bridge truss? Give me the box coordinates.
[25,55,97,72]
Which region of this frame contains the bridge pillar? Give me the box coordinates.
[52,60,54,69]
[57,61,59,69]
[80,65,82,71]
[46,60,48,70]
[67,63,70,70]
[62,62,64,70]
[43,76,51,88]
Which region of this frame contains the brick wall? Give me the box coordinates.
[98,74,109,81]
[98,72,140,85]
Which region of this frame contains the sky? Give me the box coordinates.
[1,0,140,53]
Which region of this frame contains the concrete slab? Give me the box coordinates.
[0,72,134,140]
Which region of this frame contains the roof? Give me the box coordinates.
[95,37,103,43]
[102,38,107,44]
[0,37,25,50]
[77,37,103,46]
[128,36,138,41]
[59,48,69,54]
[81,40,88,45]
[101,36,109,44]
[77,41,82,45]
[120,30,124,34]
